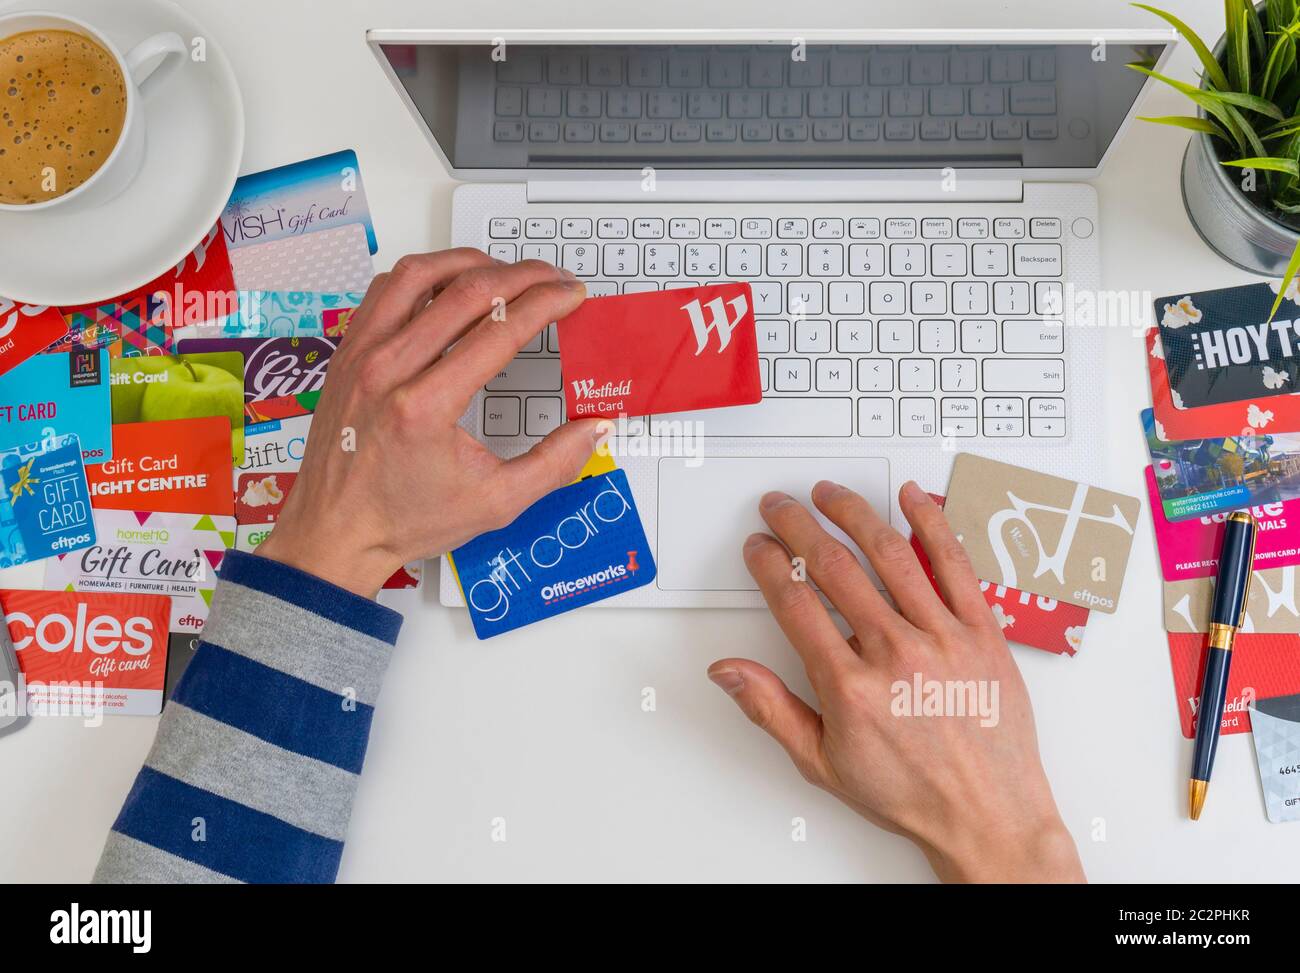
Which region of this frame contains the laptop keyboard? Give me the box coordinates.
[481,212,1068,441]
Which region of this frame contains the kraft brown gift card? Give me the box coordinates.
[1164,568,1300,634]
[943,454,1141,614]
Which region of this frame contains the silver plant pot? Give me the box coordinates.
[1180,15,1300,275]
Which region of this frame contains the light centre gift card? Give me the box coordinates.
[87,417,235,518]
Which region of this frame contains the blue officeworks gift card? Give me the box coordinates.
[0,433,95,567]
[0,348,112,464]
[449,469,656,639]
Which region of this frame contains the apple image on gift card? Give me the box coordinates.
[110,352,246,463]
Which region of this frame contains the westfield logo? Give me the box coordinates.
[571,378,631,400]
[682,294,748,355]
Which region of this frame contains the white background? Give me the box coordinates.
[4,0,1299,883]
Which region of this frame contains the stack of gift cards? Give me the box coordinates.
[1146,283,1300,821]
[931,455,1141,657]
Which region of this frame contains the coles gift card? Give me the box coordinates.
[1,590,171,716]
[557,283,761,418]
[0,300,69,377]
[911,494,1088,656]
[87,417,235,518]
[1167,632,1300,738]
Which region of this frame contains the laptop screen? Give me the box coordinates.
[377,41,1166,171]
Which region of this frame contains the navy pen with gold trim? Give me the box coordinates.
[1189,510,1257,821]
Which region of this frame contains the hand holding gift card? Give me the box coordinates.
[557,283,761,419]
[943,454,1140,614]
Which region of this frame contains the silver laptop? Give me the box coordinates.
[366,30,1174,609]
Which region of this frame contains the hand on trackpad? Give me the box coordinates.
[655,457,891,591]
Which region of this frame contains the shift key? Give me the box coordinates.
[982,358,1064,392]
[486,358,562,391]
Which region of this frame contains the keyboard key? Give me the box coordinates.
[850,218,881,239]
[911,281,946,314]
[899,398,937,436]
[644,244,680,276]
[984,397,1024,417]
[942,417,977,437]
[809,244,845,276]
[766,244,803,276]
[486,358,561,391]
[670,218,701,238]
[1002,319,1063,354]
[741,218,773,239]
[706,218,737,239]
[919,319,956,353]
[660,397,852,437]
[634,218,665,239]
[483,396,521,436]
[521,243,557,263]
[857,358,893,391]
[685,244,721,276]
[488,243,516,261]
[726,244,763,276]
[921,218,953,239]
[982,358,1065,392]
[957,217,989,239]
[993,217,1025,239]
[624,281,659,294]
[972,244,1009,276]
[751,282,782,314]
[816,358,853,392]
[1013,243,1062,277]
[953,281,989,314]
[1035,281,1064,315]
[562,218,593,238]
[983,416,1024,437]
[795,319,832,353]
[585,281,618,297]
[930,244,967,276]
[525,397,564,437]
[598,218,629,239]
[849,244,885,276]
[960,319,997,353]
[993,280,1030,315]
[489,218,521,239]
[869,282,906,315]
[778,218,809,239]
[602,244,639,276]
[1030,217,1062,238]
[526,218,557,239]
[836,320,872,353]
[1030,397,1065,417]
[561,243,598,276]
[787,282,823,315]
[900,359,936,392]
[756,320,790,353]
[940,357,977,391]
[885,218,917,239]
[828,281,865,314]
[858,398,895,437]
[1030,417,1066,437]
[494,121,525,142]
[890,243,926,276]
[773,358,812,392]
[813,218,845,238]
[941,396,978,419]
[878,319,915,353]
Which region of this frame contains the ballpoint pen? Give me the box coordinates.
[1189,510,1257,821]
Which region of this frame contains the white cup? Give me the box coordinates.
[0,10,186,213]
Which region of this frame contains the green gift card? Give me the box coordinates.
[110,353,246,463]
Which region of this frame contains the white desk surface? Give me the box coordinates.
[4,0,1297,883]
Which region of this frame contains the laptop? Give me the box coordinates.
[365,30,1174,609]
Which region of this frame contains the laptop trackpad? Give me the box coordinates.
[656,457,892,591]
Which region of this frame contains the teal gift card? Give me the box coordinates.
[0,349,112,465]
[0,433,96,567]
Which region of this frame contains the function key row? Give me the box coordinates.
[489,215,1061,241]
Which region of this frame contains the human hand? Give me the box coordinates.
[256,249,609,598]
[708,480,1084,883]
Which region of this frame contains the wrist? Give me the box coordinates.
[924,810,1085,884]
[255,524,398,600]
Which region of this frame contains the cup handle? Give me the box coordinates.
[124,31,188,90]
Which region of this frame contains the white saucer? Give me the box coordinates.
[0,0,244,307]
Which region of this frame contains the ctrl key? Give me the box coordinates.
[483,396,521,436]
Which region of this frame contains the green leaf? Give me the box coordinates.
[1131,3,1230,89]
[1270,198,1300,211]
[1220,155,1300,175]
[1129,64,1253,155]
[1129,64,1285,119]
[1226,0,1250,92]
[1268,241,1300,321]
[1246,0,1268,63]
[1261,33,1296,100]
[1137,114,1232,140]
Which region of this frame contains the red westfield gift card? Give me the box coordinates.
[1167,632,1300,737]
[557,283,761,418]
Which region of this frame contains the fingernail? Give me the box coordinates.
[743,532,769,551]
[760,490,794,510]
[901,480,926,504]
[559,267,580,281]
[813,479,847,500]
[709,667,745,696]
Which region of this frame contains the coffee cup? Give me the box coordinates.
[0,10,186,213]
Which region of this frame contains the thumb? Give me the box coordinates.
[496,417,613,507]
[707,658,829,787]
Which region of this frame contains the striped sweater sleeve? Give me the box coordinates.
[91,550,403,884]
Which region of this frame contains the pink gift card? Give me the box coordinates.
[1145,465,1300,581]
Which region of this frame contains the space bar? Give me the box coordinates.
[651,397,854,437]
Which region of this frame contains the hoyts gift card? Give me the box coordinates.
[557,283,761,418]
[1,590,171,716]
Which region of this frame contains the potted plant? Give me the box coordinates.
[1133,0,1300,315]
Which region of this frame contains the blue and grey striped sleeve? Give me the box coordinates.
[92,550,403,884]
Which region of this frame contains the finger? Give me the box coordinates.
[810,480,949,630]
[897,480,994,627]
[357,248,499,345]
[423,275,587,409]
[332,271,392,351]
[707,658,831,788]
[758,490,908,643]
[743,531,861,688]
[486,418,613,526]
[394,259,574,371]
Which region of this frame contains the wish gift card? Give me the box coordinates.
[448,468,656,639]
[1250,693,1300,822]
[1144,409,1300,521]
[0,435,96,567]
[0,300,68,376]
[43,510,234,635]
[1157,283,1300,408]
[943,454,1141,614]
[87,417,234,518]
[911,494,1088,655]
[1164,568,1300,634]
[558,283,762,419]
[1146,329,1300,439]
[1,590,171,717]
[175,336,337,423]
[0,349,112,463]
[223,150,377,293]
[110,353,245,465]
[1167,633,1300,738]
[1144,466,1300,581]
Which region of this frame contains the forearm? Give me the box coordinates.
[92,551,402,884]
